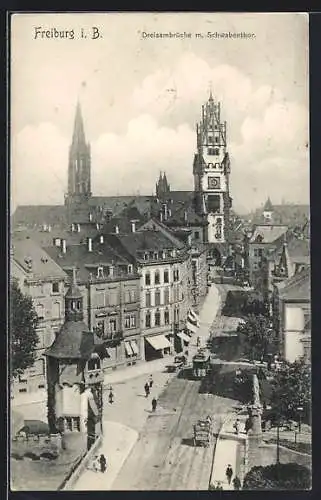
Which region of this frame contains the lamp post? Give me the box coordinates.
[276,421,280,464]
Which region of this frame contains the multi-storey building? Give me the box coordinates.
[107,228,192,361]
[11,237,67,395]
[45,235,142,371]
[272,267,310,363]
[193,92,232,261]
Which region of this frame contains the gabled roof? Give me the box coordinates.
[45,321,94,360]
[249,225,288,244]
[276,267,310,301]
[102,203,148,234]
[11,237,67,281]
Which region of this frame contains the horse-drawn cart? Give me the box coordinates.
[193,417,212,447]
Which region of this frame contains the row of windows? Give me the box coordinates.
[145,309,171,328]
[95,264,133,279]
[207,148,220,156]
[253,248,264,258]
[207,136,220,144]
[95,289,137,308]
[145,269,175,286]
[145,288,170,307]
[35,302,62,320]
[32,282,61,296]
[140,249,178,261]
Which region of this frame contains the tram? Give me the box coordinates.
[192,348,211,379]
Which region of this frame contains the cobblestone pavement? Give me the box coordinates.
[111,376,237,491]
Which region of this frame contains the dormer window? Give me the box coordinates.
[128,264,133,274]
[154,252,158,260]
[144,252,149,261]
[97,266,104,278]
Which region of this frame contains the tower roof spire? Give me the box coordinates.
[209,81,214,101]
[72,99,86,146]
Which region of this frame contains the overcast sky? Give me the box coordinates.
[11,12,309,214]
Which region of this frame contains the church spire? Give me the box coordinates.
[72,100,86,146]
[67,98,91,204]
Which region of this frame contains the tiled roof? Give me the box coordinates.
[276,267,310,301]
[249,225,288,244]
[102,203,148,234]
[167,200,206,226]
[11,237,67,281]
[115,230,187,261]
[45,321,94,359]
[12,205,67,228]
[44,238,132,283]
[12,225,100,247]
[252,204,309,227]
[287,238,310,263]
[137,218,187,249]
[89,195,152,218]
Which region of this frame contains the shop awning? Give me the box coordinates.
[177,332,191,343]
[130,340,139,355]
[146,335,171,350]
[125,341,134,356]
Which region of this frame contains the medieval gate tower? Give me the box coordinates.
[193,92,232,246]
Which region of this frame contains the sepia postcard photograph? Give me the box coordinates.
[9,11,311,491]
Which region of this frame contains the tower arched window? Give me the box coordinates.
[77,300,81,310]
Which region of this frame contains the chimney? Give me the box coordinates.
[71,223,75,232]
[89,213,93,222]
[115,225,119,234]
[88,237,92,252]
[96,223,100,230]
[77,224,81,232]
[48,225,51,232]
[184,211,188,222]
[109,264,114,277]
[131,221,136,233]
[160,211,163,222]
[61,239,66,254]
[100,235,104,244]
[53,238,61,247]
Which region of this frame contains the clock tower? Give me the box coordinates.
[193,92,232,245]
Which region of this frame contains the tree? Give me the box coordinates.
[243,463,311,490]
[10,280,39,379]
[270,358,311,424]
[237,314,276,361]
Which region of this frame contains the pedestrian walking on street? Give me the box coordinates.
[225,464,233,485]
[109,389,114,405]
[196,336,200,347]
[99,454,107,473]
[233,419,240,435]
[152,397,157,412]
[149,375,153,388]
[233,476,241,490]
[216,481,223,490]
[144,382,150,397]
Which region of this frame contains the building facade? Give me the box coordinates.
[11,238,67,396]
[272,267,310,364]
[45,235,142,371]
[109,229,192,361]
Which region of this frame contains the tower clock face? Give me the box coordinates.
[208,176,220,189]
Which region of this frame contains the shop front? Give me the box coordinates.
[124,337,140,366]
[144,334,172,361]
[176,330,192,353]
